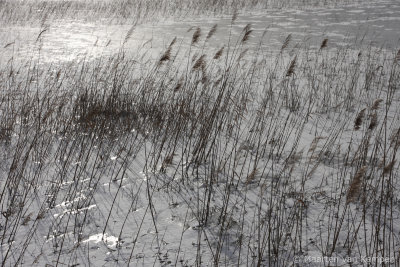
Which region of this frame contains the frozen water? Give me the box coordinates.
[1,0,399,64]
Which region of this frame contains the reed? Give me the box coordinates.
[346,166,367,204]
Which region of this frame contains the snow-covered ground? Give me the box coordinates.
[0,0,400,266]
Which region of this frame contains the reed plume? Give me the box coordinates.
[160,154,175,173]
[346,166,367,204]
[354,108,365,130]
[368,112,377,130]
[281,33,292,52]
[320,38,328,49]
[245,168,258,185]
[191,27,201,45]
[383,160,396,175]
[174,78,184,92]
[169,37,177,48]
[214,46,224,59]
[395,49,400,63]
[159,46,172,64]
[123,25,135,45]
[241,24,252,43]
[238,48,249,60]
[286,56,297,77]
[390,128,400,148]
[193,55,206,71]
[206,24,217,40]
[159,37,178,64]
[371,99,383,110]
[232,10,238,23]
[308,136,325,154]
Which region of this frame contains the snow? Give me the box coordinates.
[82,233,119,249]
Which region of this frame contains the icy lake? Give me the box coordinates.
[1,0,399,64]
